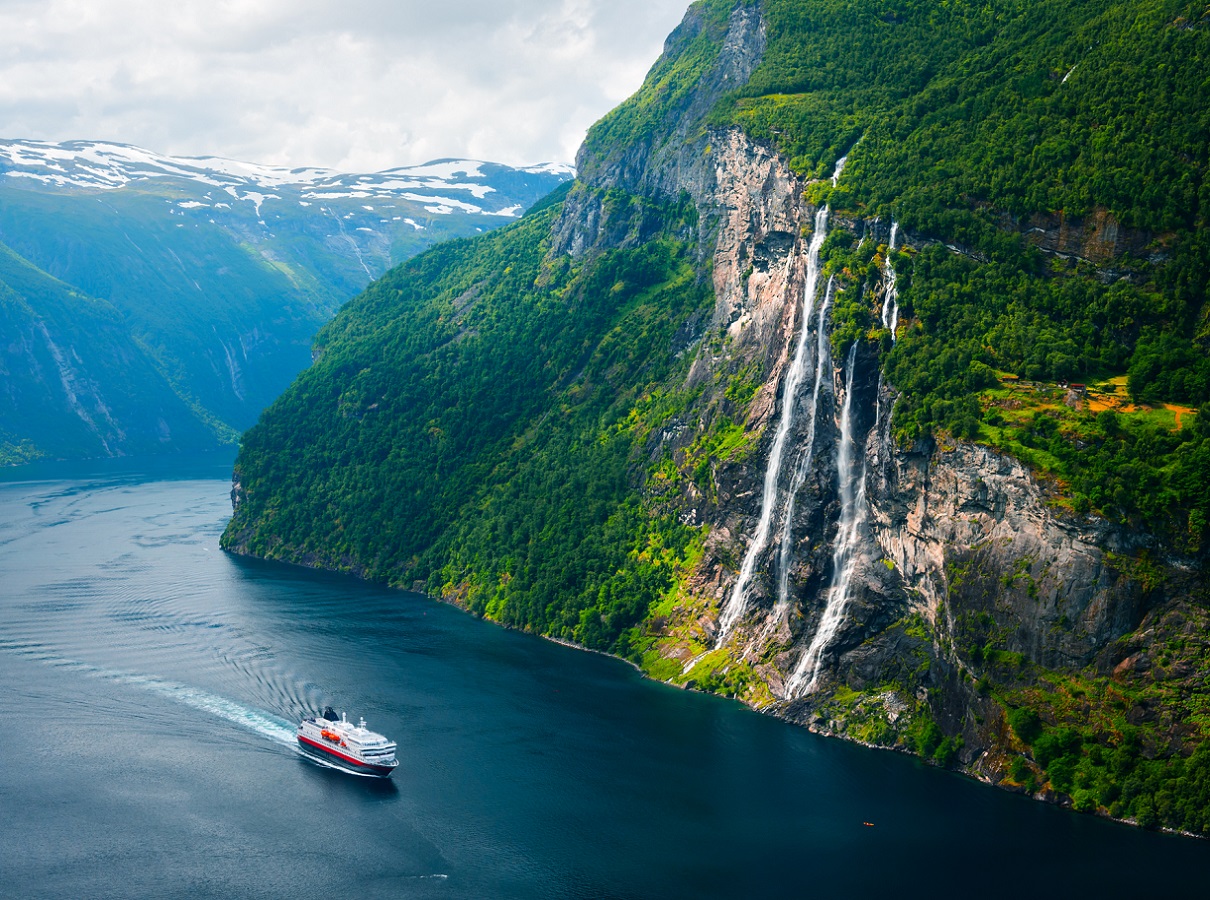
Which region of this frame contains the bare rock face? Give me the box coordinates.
[868,419,1147,670]
[1021,208,1154,264]
[541,0,1172,774]
[619,121,1158,747]
[691,128,813,415]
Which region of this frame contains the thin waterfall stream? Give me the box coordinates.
[716,155,848,644]
[880,221,900,338]
[771,276,836,620]
[785,341,870,698]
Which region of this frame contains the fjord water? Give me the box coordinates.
[1,459,1206,899]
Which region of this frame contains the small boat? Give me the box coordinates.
[297,706,399,777]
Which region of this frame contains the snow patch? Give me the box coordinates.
[391,159,486,180]
[407,193,482,214]
[520,162,576,177]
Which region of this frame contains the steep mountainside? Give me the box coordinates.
[0,243,215,458]
[0,141,570,463]
[223,0,1210,834]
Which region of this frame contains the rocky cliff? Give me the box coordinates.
[224,0,1210,833]
[546,0,1209,821]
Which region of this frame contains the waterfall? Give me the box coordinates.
[831,155,849,187]
[785,342,870,698]
[772,276,836,618]
[716,210,827,642]
[880,221,900,339]
[716,153,849,644]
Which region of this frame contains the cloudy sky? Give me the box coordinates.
[0,0,691,171]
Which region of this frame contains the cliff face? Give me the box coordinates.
[552,0,1198,793]
[628,111,1188,778]
[223,0,1210,830]
[870,426,1148,671]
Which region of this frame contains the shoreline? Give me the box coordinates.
[220,542,1205,842]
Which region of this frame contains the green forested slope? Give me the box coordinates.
[720,0,1208,230]
[0,243,218,462]
[225,187,710,650]
[225,0,1210,832]
[0,188,332,434]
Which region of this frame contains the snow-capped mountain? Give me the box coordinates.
[0,139,573,219]
[0,139,574,464]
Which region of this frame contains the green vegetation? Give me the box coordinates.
[950,590,1210,833]
[0,241,222,461]
[0,187,340,441]
[879,242,1210,548]
[225,190,712,654]
[225,0,1210,833]
[1008,707,1043,745]
[725,0,1209,233]
[1009,675,1210,832]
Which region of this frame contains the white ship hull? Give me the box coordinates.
[297,708,399,778]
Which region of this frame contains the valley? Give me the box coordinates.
[0,140,571,463]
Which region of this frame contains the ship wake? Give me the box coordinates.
[0,639,298,748]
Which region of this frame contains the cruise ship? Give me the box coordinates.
[297,707,399,777]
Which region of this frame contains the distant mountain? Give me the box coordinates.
[0,140,572,463]
[0,241,216,461]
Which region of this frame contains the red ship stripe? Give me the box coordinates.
[297,734,394,771]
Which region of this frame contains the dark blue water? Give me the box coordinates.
[1,456,1207,898]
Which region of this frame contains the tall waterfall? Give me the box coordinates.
[880,221,900,339]
[716,154,848,644]
[716,209,828,642]
[785,341,870,698]
[772,276,836,618]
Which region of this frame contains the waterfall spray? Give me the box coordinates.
[880,222,900,339]
[715,152,849,645]
[771,277,836,619]
[716,213,825,642]
[831,156,849,187]
[785,342,870,697]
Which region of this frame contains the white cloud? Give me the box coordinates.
[0,0,692,170]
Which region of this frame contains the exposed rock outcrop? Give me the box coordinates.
[870,422,1148,671]
[555,5,1174,783]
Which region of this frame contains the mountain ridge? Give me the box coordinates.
[0,139,573,464]
[0,138,572,213]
